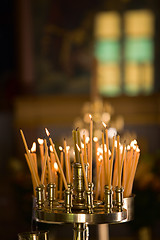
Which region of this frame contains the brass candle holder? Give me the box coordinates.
[34,162,134,240]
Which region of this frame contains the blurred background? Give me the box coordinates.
[0,0,160,239]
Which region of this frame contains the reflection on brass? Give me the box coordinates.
[34,162,134,240]
[114,186,124,212]
[18,231,48,240]
[104,185,113,213]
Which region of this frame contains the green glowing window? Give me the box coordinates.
[94,40,120,62]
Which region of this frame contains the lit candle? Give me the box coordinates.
[45,128,68,190]
[31,142,39,181]
[117,135,121,188]
[59,146,64,199]
[64,139,71,184]
[109,135,115,188]
[20,129,39,187]
[41,139,48,184]
[38,138,44,171]
[72,129,79,163]
[54,162,59,198]
[83,132,87,164]
[95,156,102,199]
[93,137,99,182]
[76,144,89,191]
[102,130,107,185]
[89,114,93,183]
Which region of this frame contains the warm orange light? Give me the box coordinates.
[86,137,90,144]
[136,147,140,153]
[98,155,103,162]
[98,147,103,154]
[81,143,84,148]
[50,145,54,152]
[59,146,63,151]
[54,162,58,171]
[102,121,107,128]
[38,138,44,145]
[130,139,137,148]
[89,114,92,120]
[93,137,98,142]
[127,145,131,151]
[66,146,70,152]
[45,128,50,137]
[31,142,36,152]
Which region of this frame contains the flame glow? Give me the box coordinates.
[89,114,92,120]
[130,140,137,148]
[66,146,70,152]
[102,121,107,128]
[127,145,131,151]
[54,162,58,171]
[50,145,54,152]
[59,146,63,151]
[31,142,36,152]
[38,138,44,145]
[93,137,98,142]
[45,128,50,137]
[86,137,90,144]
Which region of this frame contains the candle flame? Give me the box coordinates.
[136,147,140,153]
[54,162,58,171]
[98,155,103,162]
[86,136,90,143]
[59,146,63,151]
[98,147,103,154]
[102,121,107,128]
[81,142,84,148]
[120,144,123,153]
[89,114,92,120]
[38,138,44,145]
[31,142,36,152]
[93,137,98,142]
[130,139,137,148]
[66,146,70,152]
[45,128,50,137]
[50,145,54,152]
[127,145,131,151]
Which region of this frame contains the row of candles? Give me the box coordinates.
[20,114,140,200]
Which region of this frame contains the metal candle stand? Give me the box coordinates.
[34,162,134,240]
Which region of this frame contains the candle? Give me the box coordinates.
[76,144,89,191]
[41,139,48,184]
[125,147,140,197]
[102,131,107,185]
[95,156,102,199]
[83,132,87,164]
[31,142,39,182]
[64,139,71,184]
[50,145,56,182]
[54,162,59,198]
[47,156,53,183]
[38,138,44,171]
[49,137,68,190]
[108,135,115,188]
[117,135,121,188]
[20,129,39,187]
[89,114,93,183]
[118,143,125,188]
[72,129,79,163]
[24,153,36,196]
[59,146,64,199]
